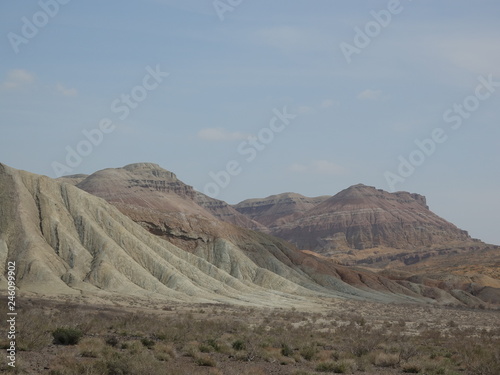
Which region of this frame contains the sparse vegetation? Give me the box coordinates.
[105,336,119,347]
[316,361,338,372]
[2,298,499,375]
[316,360,353,373]
[140,337,155,349]
[281,342,293,357]
[402,363,422,373]
[195,354,217,367]
[300,344,318,361]
[232,339,246,351]
[52,327,83,346]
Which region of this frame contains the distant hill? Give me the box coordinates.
[0,162,497,307]
[233,184,499,305]
[237,184,471,252]
[234,192,329,227]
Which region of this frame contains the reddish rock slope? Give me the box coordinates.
[240,184,471,252]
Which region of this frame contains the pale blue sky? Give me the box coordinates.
[1,0,499,245]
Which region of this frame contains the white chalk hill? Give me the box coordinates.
[1,163,478,307]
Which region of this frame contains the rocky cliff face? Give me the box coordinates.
[234,193,329,227]
[237,184,471,252]
[75,163,266,237]
[234,184,498,305]
[77,163,198,208]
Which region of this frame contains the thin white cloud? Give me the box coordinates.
[56,83,78,97]
[289,160,345,175]
[1,69,35,90]
[297,106,315,114]
[357,89,385,101]
[424,34,500,78]
[197,127,249,141]
[320,99,338,108]
[312,160,345,175]
[289,163,308,173]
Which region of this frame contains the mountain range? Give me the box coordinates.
[234,185,471,251]
[1,162,498,307]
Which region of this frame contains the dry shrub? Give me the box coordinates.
[183,341,200,357]
[315,349,339,362]
[338,324,382,357]
[280,356,296,365]
[153,342,177,361]
[126,340,146,355]
[316,359,355,373]
[397,341,420,363]
[48,353,106,375]
[239,367,268,375]
[300,344,318,361]
[195,354,217,367]
[260,347,282,363]
[78,337,107,358]
[372,352,400,367]
[460,344,500,375]
[103,349,168,375]
[17,308,54,350]
[401,362,422,373]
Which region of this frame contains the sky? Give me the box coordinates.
[0,0,499,245]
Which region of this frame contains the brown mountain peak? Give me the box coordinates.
[74,163,266,239]
[259,185,470,251]
[122,162,178,180]
[318,184,429,211]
